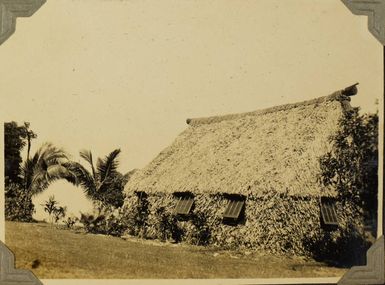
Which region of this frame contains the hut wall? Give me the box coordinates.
[121,191,350,256]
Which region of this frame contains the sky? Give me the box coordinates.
[0,0,383,221]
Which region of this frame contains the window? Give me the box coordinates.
[174,196,194,215]
[320,200,339,226]
[223,197,245,219]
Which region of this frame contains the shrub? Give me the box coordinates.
[64,216,78,229]
[305,223,370,267]
[188,211,211,246]
[105,211,128,237]
[123,193,150,238]
[79,209,128,237]
[79,213,106,234]
[154,207,184,242]
[5,183,34,222]
[53,206,67,223]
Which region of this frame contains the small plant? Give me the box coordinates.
[53,206,67,223]
[42,196,67,224]
[64,216,78,229]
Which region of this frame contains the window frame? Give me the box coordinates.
[222,194,246,224]
[173,193,194,215]
[320,197,339,226]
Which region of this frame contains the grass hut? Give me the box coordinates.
[123,88,365,257]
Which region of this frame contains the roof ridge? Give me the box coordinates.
[186,90,351,126]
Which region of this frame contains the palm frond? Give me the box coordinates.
[38,143,68,164]
[79,149,96,178]
[20,156,36,190]
[96,149,121,185]
[62,162,79,185]
[21,143,73,195]
[66,162,97,200]
[29,163,74,195]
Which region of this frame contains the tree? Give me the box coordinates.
[5,121,76,222]
[66,149,129,209]
[357,111,378,222]
[319,108,378,220]
[4,121,36,185]
[306,108,378,265]
[23,122,37,161]
[4,121,38,222]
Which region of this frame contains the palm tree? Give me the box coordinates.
[21,143,77,196]
[66,149,128,209]
[23,122,37,161]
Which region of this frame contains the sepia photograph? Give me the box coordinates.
[1,0,383,283]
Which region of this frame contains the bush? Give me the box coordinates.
[105,211,128,236]
[79,209,128,237]
[154,207,184,242]
[79,213,106,234]
[5,183,34,222]
[305,224,370,267]
[188,211,211,246]
[123,193,150,238]
[64,216,78,229]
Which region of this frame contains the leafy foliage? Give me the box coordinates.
[42,195,67,224]
[154,207,184,242]
[53,206,67,223]
[4,121,36,185]
[5,122,75,221]
[66,149,129,208]
[315,108,378,265]
[123,192,150,237]
[42,196,58,217]
[64,216,78,229]
[188,211,212,246]
[78,210,127,237]
[308,225,370,267]
[319,108,378,220]
[79,213,107,234]
[5,183,35,222]
[21,143,77,196]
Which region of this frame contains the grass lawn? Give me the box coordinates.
[5,221,347,279]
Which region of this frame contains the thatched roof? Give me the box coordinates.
[125,91,352,197]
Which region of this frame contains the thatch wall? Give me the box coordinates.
[124,92,350,197]
[122,192,355,256]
